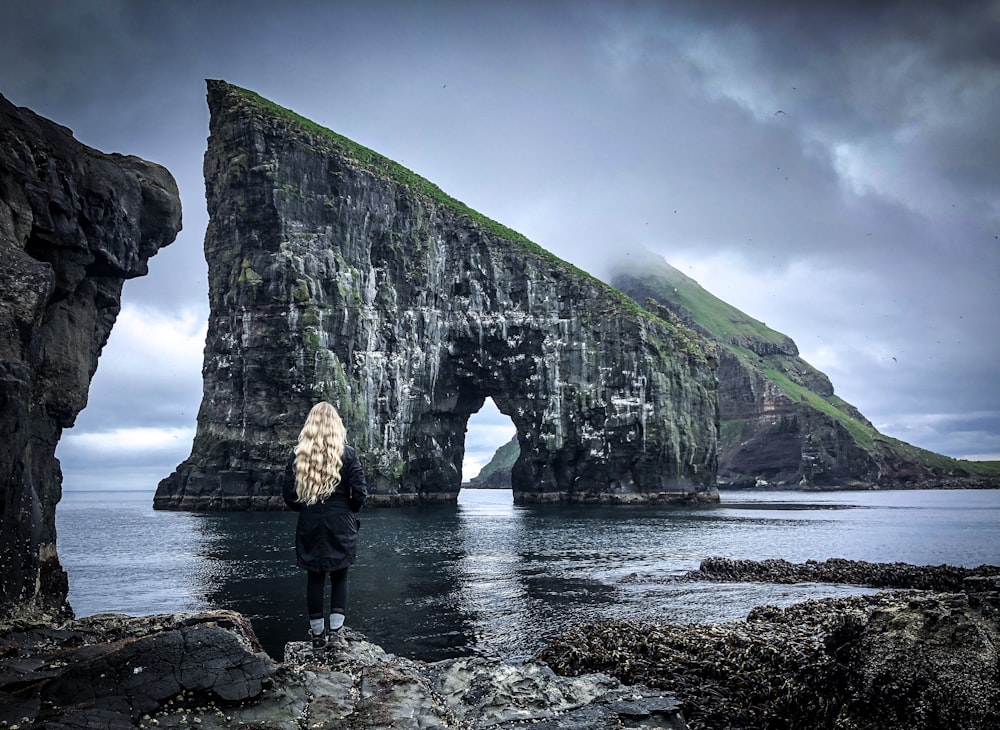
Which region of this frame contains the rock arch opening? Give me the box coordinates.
[461,397,517,489]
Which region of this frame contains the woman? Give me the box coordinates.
[282,401,367,648]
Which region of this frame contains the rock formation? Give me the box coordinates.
[155,81,719,510]
[681,556,1000,591]
[542,581,1000,730]
[0,611,688,729]
[609,252,1000,488]
[5,572,997,729]
[0,94,181,620]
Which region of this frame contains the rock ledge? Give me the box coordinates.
[1,612,685,729]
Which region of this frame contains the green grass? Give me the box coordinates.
[876,437,1000,477]
[727,344,1000,477]
[619,257,792,348]
[750,348,877,448]
[472,436,520,482]
[617,258,893,452]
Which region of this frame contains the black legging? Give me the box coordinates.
[306,567,349,620]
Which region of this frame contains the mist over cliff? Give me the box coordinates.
[608,252,1000,488]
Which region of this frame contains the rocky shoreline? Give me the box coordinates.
[682,555,1000,592]
[0,611,685,729]
[2,559,998,729]
[542,587,1000,730]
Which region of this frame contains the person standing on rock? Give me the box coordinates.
[282,401,367,648]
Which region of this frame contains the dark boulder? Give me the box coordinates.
[685,556,1000,592]
[541,589,1000,730]
[0,93,181,620]
[0,611,275,729]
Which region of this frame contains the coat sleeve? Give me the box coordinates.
[344,446,368,513]
[281,454,302,511]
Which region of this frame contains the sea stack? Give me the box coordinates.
[155,80,719,509]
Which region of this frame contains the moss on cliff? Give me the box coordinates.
[625,260,793,350]
[238,258,263,287]
[755,352,876,449]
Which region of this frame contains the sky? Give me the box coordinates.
[2,0,998,490]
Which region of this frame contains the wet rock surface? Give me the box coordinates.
[0,93,181,619]
[1,612,686,729]
[3,560,998,729]
[156,80,719,511]
[0,612,275,729]
[540,589,1000,730]
[556,558,1000,728]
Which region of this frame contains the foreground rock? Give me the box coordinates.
[155,80,719,511]
[0,612,273,728]
[4,575,998,729]
[540,583,1000,730]
[0,93,182,620]
[0,611,686,729]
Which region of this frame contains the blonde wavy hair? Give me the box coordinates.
[294,402,347,505]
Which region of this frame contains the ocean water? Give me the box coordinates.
[56,488,1000,661]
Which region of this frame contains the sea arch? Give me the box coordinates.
[153,81,719,510]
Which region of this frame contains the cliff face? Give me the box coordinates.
[610,253,1000,488]
[155,81,719,509]
[0,94,181,619]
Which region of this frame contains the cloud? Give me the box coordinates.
[58,425,196,491]
[2,0,996,486]
[75,304,206,430]
[57,304,205,490]
[59,426,196,488]
[877,411,1000,462]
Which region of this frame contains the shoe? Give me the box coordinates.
[326,628,347,649]
[310,630,327,649]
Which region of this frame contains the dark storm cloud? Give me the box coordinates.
[2,0,997,490]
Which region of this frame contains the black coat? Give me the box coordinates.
[282,445,368,572]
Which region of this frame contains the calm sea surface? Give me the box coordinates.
[56,488,1000,661]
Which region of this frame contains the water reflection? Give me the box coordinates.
[352,505,476,658]
[452,490,531,655]
[182,490,966,660]
[58,488,1000,663]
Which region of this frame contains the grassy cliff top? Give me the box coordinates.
[211,80,711,361]
[615,254,794,349]
[614,254,1000,479]
[216,81,548,257]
